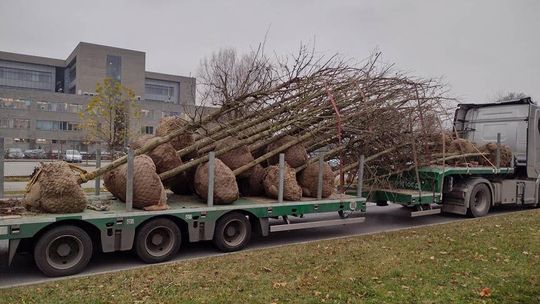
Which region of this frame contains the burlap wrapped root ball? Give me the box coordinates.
[298,162,334,198]
[266,135,308,168]
[448,138,477,154]
[237,164,266,196]
[263,164,302,201]
[194,159,239,204]
[478,143,512,167]
[24,162,87,213]
[103,155,168,210]
[131,135,191,194]
[216,137,255,178]
[155,116,194,152]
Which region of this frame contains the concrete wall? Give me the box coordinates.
[72,42,146,96]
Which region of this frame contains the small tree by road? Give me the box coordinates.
[79,78,141,158]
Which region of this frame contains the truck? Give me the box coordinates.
[369,97,540,216]
[0,154,366,277]
[2,97,539,278]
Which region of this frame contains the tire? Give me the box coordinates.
[376,200,388,206]
[34,225,93,277]
[135,218,181,264]
[213,212,251,252]
[468,183,491,218]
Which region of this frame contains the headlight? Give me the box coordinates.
[0,226,7,236]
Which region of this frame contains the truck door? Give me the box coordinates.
[526,105,540,178]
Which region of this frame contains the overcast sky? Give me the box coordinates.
[1,0,539,102]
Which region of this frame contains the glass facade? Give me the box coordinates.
[0,60,55,91]
[144,78,179,103]
[106,55,122,82]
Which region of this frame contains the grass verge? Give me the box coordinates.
[1,210,539,303]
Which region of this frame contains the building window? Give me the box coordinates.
[142,126,154,134]
[145,82,177,103]
[0,67,52,83]
[141,109,154,119]
[0,97,31,109]
[106,55,122,82]
[161,111,180,118]
[0,118,30,129]
[36,120,79,131]
[35,101,83,113]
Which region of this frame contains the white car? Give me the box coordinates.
[64,150,82,163]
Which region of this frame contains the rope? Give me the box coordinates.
[325,84,344,191]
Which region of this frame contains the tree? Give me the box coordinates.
[197,45,275,119]
[79,78,141,157]
[494,92,528,102]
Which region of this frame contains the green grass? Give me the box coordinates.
[1,210,539,303]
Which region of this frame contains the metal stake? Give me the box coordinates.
[278,153,285,203]
[496,132,501,169]
[207,151,215,207]
[317,153,325,200]
[95,143,101,196]
[126,148,134,211]
[0,137,4,198]
[357,155,365,197]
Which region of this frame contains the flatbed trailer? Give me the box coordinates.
[0,193,365,277]
[366,166,516,216]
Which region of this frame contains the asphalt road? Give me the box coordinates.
[0,203,523,289]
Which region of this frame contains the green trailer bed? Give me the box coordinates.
[0,192,366,276]
[366,166,514,206]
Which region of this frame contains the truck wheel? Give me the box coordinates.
[468,183,491,218]
[34,225,93,277]
[213,212,251,252]
[135,218,181,264]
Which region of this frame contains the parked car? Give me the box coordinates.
[64,150,82,163]
[6,148,25,159]
[23,149,46,159]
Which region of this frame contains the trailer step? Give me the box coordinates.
[269,216,365,232]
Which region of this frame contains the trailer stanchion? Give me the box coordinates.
[207,151,215,207]
[357,154,364,197]
[496,132,501,170]
[317,153,325,200]
[126,148,134,211]
[278,153,285,204]
[0,137,4,199]
[95,144,101,196]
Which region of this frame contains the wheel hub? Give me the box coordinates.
[56,243,71,257]
[151,234,164,245]
[226,226,237,237]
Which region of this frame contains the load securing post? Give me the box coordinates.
[317,153,325,200]
[207,151,215,207]
[357,155,364,198]
[496,132,501,169]
[95,143,101,196]
[278,153,285,203]
[0,137,4,198]
[126,148,134,211]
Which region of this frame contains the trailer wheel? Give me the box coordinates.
[376,200,388,206]
[34,225,93,277]
[135,218,181,264]
[468,183,491,218]
[213,212,251,252]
